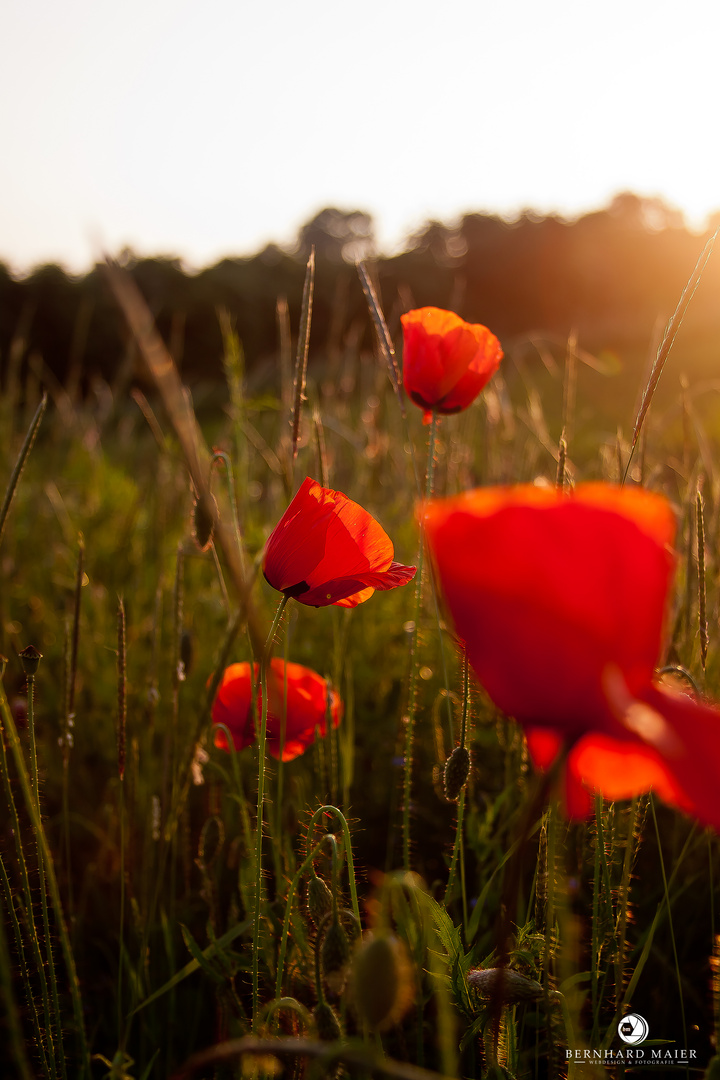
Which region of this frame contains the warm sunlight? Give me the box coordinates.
[1,0,718,271]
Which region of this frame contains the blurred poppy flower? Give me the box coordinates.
[212,659,342,761]
[423,483,720,829]
[264,476,416,608]
[400,307,503,423]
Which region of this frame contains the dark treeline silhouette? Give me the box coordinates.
[1,194,718,395]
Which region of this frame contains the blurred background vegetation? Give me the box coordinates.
[3,194,719,420]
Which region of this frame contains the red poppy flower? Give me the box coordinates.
[212,659,342,761]
[423,483,720,830]
[400,307,503,423]
[263,476,416,608]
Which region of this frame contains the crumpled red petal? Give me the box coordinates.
[264,477,415,607]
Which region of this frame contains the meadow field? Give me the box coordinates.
[1,247,720,1080]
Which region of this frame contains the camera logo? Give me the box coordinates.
[618,1014,649,1045]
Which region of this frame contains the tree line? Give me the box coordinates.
[1,194,718,395]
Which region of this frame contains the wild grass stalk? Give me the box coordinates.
[356,261,404,418]
[0,852,35,1080]
[624,231,716,481]
[0,846,48,1076]
[22,646,68,1080]
[61,535,83,922]
[218,307,249,515]
[0,674,55,1076]
[649,797,689,1072]
[697,488,708,671]
[0,680,91,1076]
[0,392,47,550]
[289,250,315,486]
[116,599,127,1052]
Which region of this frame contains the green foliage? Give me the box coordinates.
[1,263,720,1080]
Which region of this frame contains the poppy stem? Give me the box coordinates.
[252,594,290,1032]
[402,413,440,872]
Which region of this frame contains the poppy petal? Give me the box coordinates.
[423,484,676,740]
[211,659,342,762]
[569,731,684,809]
[401,307,503,416]
[264,477,395,598]
[295,561,417,607]
[211,662,256,752]
[637,684,720,830]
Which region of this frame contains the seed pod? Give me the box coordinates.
[191,492,217,552]
[443,745,471,801]
[320,920,351,995]
[313,1001,342,1042]
[19,645,42,677]
[468,967,543,1004]
[307,873,333,928]
[352,933,414,1032]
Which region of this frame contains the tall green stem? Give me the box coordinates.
[402,412,438,871]
[252,595,289,1030]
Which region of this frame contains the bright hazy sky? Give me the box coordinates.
[1,0,718,274]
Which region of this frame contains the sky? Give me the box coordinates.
[1,0,719,274]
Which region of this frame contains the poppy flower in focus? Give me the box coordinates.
[423,483,720,830]
[212,659,342,761]
[263,477,416,608]
[400,307,503,423]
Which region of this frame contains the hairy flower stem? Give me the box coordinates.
[252,595,289,1031]
[0,853,34,1080]
[403,413,439,871]
[275,837,330,999]
[444,655,470,907]
[272,629,291,891]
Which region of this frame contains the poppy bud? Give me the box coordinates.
[351,933,414,1031]
[312,1001,342,1042]
[307,873,333,928]
[443,745,471,801]
[320,920,351,995]
[468,967,543,1004]
[191,493,217,552]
